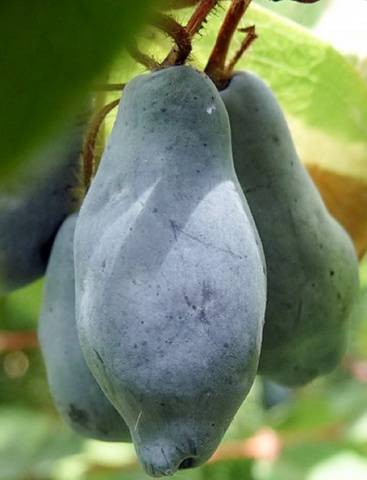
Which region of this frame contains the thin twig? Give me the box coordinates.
[151,12,192,63]
[162,0,219,66]
[186,0,219,36]
[225,25,257,74]
[205,0,252,87]
[0,331,38,353]
[82,99,120,190]
[127,41,160,70]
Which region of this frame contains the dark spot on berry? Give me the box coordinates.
[68,404,89,427]
[94,349,104,364]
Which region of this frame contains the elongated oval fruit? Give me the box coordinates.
[75,66,266,476]
[0,116,85,294]
[38,214,130,442]
[221,72,359,386]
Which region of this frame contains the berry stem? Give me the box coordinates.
[186,0,219,36]
[205,0,252,87]
[127,41,160,70]
[162,0,219,66]
[152,13,192,64]
[82,98,120,191]
[225,25,257,75]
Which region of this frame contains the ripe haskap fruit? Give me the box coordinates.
[75,66,266,476]
[38,214,130,442]
[0,118,84,294]
[221,72,359,387]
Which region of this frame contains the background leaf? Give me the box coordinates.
[254,0,329,27]
[0,0,156,180]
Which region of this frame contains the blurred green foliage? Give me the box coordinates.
[0,1,155,181]
[1,1,367,480]
[254,0,329,27]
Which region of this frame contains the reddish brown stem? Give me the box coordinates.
[163,0,219,66]
[127,41,160,71]
[0,331,38,353]
[152,13,192,63]
[186,0,219,36]
[225,25,257,74]
[82,98,120,190]
[205,0,252,87]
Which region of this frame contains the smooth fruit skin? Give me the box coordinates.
[75,66,266,476]
[38,214,130,442]
[0,120,84,294]
[221,72,359,387]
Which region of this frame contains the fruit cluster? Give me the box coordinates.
[0,3,358,477]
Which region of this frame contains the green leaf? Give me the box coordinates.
[305,451,367,480]
[243,6,367,144]
[254,0,328,27]
[252,443,365,480]
[0,279,43,330]
[0,408,83,480]
[0,1,155,180]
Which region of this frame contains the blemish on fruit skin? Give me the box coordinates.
[94,349,104,365]
[68,403,89,427]
[184,294,191,307]
[206,104,216,114]
[134,410,143,432]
